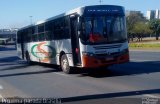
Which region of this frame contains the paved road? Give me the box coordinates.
[0,45,160,104]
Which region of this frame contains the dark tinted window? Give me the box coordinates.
[38,24,44,33]
[38,33,45,41]
[18,16,71,42]
[64,16,70,39]
[38,24,45,41]
[27,27,33,42]
[45,21,54,40]
[54,18,64,39]
[54,17,70,40]
[35,26,38,34]
[32,34,38,42]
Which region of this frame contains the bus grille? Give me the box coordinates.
[95,52,121,57]
[93,44,122,50]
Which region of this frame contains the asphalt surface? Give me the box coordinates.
[0,45,160,104]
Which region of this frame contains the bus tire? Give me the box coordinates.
[60,54,72,74]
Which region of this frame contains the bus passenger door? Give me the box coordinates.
[20,33,25,59]
[70,15,81,66]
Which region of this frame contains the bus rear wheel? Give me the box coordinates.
[60,54,72,74]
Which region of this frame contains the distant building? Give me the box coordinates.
[126,10,141,16]
[155,9,160,19]
[146,10,155,20]
[0,28,18,42]
[146,9,160,20]
[126,10,144,18]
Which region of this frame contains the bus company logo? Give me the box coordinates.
[31,42,56,62]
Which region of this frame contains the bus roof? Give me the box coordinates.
[18,5,124,31]
[35,6,84,25]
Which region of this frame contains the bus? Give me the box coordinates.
[17,5,129,74]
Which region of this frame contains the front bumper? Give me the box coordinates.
[82,53,129,68]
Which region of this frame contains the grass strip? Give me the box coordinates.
[129,43,160,48]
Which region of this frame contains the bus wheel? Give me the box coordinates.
[60,54,72,74]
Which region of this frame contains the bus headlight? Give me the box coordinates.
[82,52,94,57]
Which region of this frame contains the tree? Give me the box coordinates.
[149,19,160,40]
[133,22,152,41]
[126,12,146,34]
[126,12,146,42]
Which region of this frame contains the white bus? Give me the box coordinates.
[17,5,129,74]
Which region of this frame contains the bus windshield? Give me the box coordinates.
[81,16,127,44]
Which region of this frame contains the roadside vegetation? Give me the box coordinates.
[129,43,160,49]
[126,12,160,49]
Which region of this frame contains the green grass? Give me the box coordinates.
[129,43,160,48]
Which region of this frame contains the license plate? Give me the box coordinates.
[105,57,114,61]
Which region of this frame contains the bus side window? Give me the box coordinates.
[32,26,38,42]
[54,17,70,40]
[38,24,45,41]
[27,28,33,42]
[54,19,61,40]
[32,34,38,42]
[45,21,53,41]
[31,27,34,42]
[30,27,34,42]
[64,16,70,39]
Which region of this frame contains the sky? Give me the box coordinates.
[0,0,160,29]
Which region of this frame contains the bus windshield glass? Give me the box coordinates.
[81,15,127,44]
